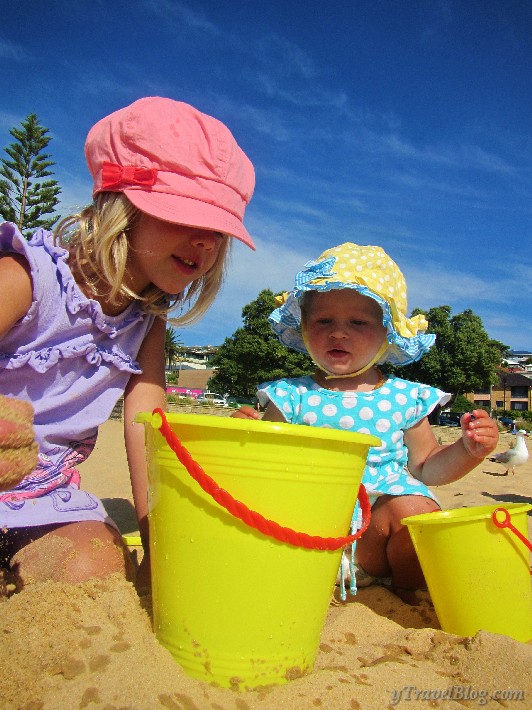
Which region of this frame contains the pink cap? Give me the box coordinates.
[85,97,256,249]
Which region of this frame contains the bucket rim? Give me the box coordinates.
[401,502,532,527]
[135,410,381,448]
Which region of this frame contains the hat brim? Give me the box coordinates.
[124,189,256,250]
[269,285,435,366]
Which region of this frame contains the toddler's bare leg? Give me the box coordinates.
[10,521,134,588]
[356,494,439,601]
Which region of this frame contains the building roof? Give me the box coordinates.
[497,371,532,386]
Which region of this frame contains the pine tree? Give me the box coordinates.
[0,113,61,237]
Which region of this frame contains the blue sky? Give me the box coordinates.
[1,0,531,351]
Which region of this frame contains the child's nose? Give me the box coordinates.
[190,229,222,250]
[330,325,348,339]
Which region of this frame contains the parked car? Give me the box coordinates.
[196,392,228,407]
[498,417,515,426]
[438,416,460,427]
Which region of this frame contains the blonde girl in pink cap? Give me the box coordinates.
[236,243,498,604]
[0,97,255,591]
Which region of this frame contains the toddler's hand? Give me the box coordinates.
[0,394,39,491]
[231,405,260,420]
[461,409,499,460]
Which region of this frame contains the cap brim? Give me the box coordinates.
[124,189,256,250]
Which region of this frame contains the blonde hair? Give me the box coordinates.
[54,193,231,325]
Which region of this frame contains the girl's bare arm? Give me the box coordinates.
[123,316,167,550]
[0,254,33,338]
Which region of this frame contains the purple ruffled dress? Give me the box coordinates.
[0,223,156,528]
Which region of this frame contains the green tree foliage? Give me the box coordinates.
[208,289,313,398]
[451,394,475,413]
[0,113,61,237]
[165,327,183,368]
[384,306,509,402]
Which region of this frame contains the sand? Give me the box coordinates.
[0,394,39,491]
[1,420,531,709]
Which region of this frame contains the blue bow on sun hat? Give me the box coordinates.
[269,243,435,366]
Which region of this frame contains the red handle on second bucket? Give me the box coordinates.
[492,508,532,573]
[152,408,371,551]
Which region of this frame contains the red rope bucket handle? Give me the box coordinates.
[151,408,371,551]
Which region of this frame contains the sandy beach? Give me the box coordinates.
[1,418,531,709]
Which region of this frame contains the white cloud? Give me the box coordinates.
[142,0,220,35]
[0,38,32,62]
[0,110,25,134]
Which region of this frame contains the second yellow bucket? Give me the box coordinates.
[136,411,379,689]
[402,503,532,642]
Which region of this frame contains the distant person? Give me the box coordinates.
[0,97,255,591]
[234,243,498,603]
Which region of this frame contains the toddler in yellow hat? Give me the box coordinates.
[236,243,498,603]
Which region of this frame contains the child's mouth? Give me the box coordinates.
[328,348,349,359]
[174,256,197,273]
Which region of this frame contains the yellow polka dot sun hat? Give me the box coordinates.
[269,242,435,366]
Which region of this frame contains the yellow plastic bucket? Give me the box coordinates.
[136,411,379,689]
[402,503,532,642]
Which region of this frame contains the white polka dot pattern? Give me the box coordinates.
[261,374,450,502]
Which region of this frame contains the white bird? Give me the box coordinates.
[489,430,529,475]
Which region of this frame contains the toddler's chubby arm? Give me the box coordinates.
[405,409,499,487]
[231,402,286,422]
[231,405,259,420]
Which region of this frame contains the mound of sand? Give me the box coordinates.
[1,421,530,709]
[1,574,531,709]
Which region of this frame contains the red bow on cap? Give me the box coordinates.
[101,161,158,190]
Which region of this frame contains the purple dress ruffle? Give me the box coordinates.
[0,222,156,528]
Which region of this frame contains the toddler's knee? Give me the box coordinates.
[390,495,439,528]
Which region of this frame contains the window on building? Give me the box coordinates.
[511,386,528,398]
[511,402,527,411]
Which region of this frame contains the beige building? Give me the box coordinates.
[466,371,532,412]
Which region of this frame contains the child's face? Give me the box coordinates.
[304,289,387,375]
[126,212,224,294]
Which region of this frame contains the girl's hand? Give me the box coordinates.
[461,409,499,459]
[231,405,260,420]
[0,394,39,491]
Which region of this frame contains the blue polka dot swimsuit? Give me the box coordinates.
[257,375,450,504]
